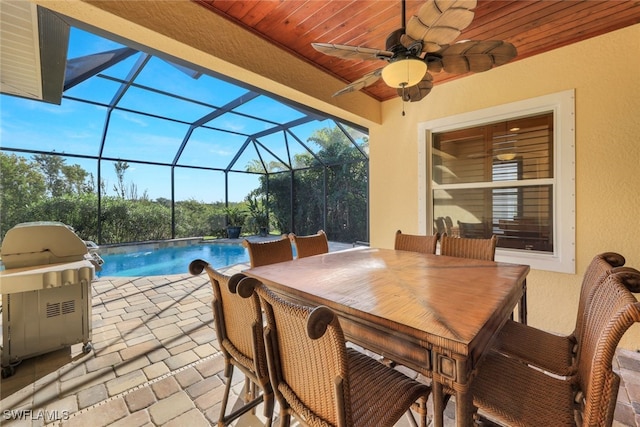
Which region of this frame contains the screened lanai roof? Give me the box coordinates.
[0,23,368,202]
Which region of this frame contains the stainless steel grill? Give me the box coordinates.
[0,221,101,378]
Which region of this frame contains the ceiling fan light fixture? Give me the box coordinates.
[381,58,427,88]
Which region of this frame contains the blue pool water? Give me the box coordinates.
[96,243,249,277]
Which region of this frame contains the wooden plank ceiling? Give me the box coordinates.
[195,0,640,101]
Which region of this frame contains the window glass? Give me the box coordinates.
[432,114,552,185]
[432,112,553,252]
[433,185,553,252]
[420,90,575,273]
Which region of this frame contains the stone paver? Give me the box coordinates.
[186,376,223,399]
[61,397,128,427]
[114,355,151,376]
[124,386,156,412]
[143,361,171,380]
[151,376,181,400]
[119,339,163,361]
[105,370,148,396]
[108,410,152,427]
[163,407,210,427]
[59,367,116,396]
[85,351,122,373]
[1,263,637,427]
[164,350,200,371]
[174,367,203,389]
[148,391,194,425]
[77,384,108,409]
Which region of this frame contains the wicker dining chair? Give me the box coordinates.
[443,216,454,236]
[243,236,293,267]
[494,252,625,376]
[188,259,274,426]
[472,268,640,427]
[434,217,446,235]
[394,230,438,255]
[440,234,529,325]
[288,230,329,258]
[236,277,431,427]
[439,234,497,261]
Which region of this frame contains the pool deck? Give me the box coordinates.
[0,239,639,426]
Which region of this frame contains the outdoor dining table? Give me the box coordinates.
[244,246,530,427]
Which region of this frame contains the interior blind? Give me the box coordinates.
[432,112,554,252]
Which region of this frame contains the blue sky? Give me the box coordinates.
[0,27,366,203]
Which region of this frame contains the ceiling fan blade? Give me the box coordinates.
[438,40,517,74]
[403,0,477,53]
[312,43,393,61]
[332,68,384,97]
[398,72,434,102]
[424,55,444,73]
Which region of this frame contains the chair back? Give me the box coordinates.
[434,217,446,235]
[394,230,438,254]
[440,234,497,261]
[576,268,640,426]
[238,278,352,427]
[444,216,454,235]
[572,253,625,350]
[288,230,329,258]
[457,220,488,239]
[188,260,269,381]
[243,236,293,267]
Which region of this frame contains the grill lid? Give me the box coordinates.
[1,221,89,269]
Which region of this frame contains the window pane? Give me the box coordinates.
[494,185,553,251]
[433,188,491,237]
[433,127,487,184]
[424,91,574,272]
[492,115,553,180]
[433,184,553,252]
[433,113,553,185]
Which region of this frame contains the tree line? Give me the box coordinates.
[0,126,368,245]
[0,152,229,243]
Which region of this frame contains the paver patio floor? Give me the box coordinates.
[1,259,638,426]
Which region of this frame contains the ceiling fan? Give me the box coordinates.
[312,0,517,108]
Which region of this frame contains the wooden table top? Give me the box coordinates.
[245,247,529,357]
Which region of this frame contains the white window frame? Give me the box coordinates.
[417,90,576,273]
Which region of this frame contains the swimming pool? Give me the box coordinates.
[96,242,249,277]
